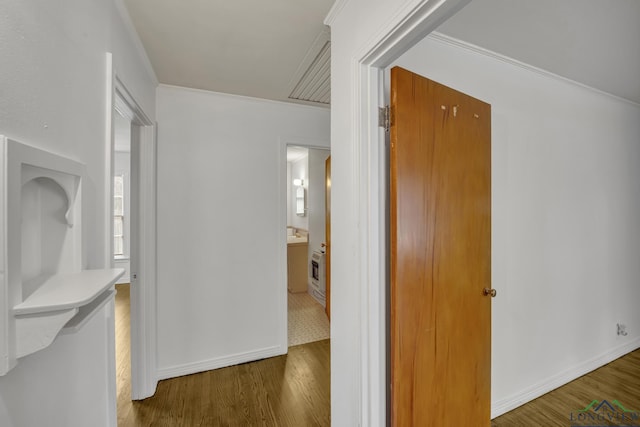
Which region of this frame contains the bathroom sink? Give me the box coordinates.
[287,235,307,244]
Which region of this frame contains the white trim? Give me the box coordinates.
[158,84,329,112]
[427,32,640,108]
[491,338,640,418]
[103,55,116,427]
[105,298,117,427]
[115,76,153,125]
[105,53,116,270]
[358,65,388,426]
[107,67,158,401]
[277,140,289,355]
[113,0,159,87]
[157,346,282,381]
[324,0,349,26]
[128,122,158,400]
[343,1,471,425]
[278,136,331,355]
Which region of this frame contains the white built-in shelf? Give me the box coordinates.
[61,289,116,334]
[14,269,124,316]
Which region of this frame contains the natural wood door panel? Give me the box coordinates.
[390,66,492,426]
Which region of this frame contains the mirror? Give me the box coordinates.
[296,186,305,216]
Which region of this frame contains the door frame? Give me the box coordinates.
[277,137,330,353]
[344,1,472,425]
[105,53,158,402]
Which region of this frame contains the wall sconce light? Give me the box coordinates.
[294,179,305,216]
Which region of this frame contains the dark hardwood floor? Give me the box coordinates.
[115,284,330,427]
[115,283,132,423]
[116,284,638,426]
[492,349,640,426]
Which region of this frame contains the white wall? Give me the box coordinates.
[325,0,639,424]
[0,302,116,426]
[0,0,156,425]
[392,34,640,415]
[307,148,330,275]
[290,155,309,230]
[156,85,329,378]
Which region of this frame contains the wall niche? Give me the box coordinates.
[0,136,124,376]
[21,174,78,300]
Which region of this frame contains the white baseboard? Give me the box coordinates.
[156,345,285,381]
[491,337,640,418]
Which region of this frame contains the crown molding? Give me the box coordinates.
[324,0,349,26]
[428,31,640,108]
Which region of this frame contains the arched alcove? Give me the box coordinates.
[21,177,71,300]
[0,136,124,375]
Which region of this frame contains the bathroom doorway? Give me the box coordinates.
[285,145,331,347]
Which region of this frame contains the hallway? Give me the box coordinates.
[115,284,330,426]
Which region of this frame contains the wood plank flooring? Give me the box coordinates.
[115,283,132,423]
[115,284,330,427]
[116,284,638,426]
[492,349,640,426]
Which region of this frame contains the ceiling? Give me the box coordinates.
[122,0,640,106]
[435,0,640,104]
[287,146,308,163]
[122,0,333,106]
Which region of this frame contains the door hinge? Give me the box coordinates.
[378,105,390,132]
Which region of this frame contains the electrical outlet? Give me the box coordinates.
[617,323,628,336]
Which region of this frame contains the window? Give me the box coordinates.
[114,175,124,256]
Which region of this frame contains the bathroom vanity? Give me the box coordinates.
[287,228,308,293]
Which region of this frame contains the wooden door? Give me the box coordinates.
[325,156,331,321]
[389,66,492,426]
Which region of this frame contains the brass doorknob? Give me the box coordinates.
[483,288,497,298]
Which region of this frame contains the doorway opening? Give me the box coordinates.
[106,62,158,416]
[284,145,331,347]
[333,3,473,425]
[112,110,133,417]
[109,82,157,415]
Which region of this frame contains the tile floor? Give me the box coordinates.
[288,291,330,347]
